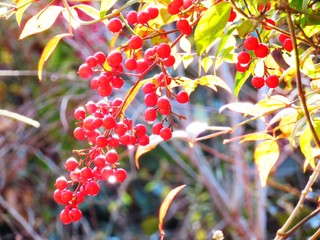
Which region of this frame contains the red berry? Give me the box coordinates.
[228,9,237,22]
[65,157,78,171]
[61,190,73,204]
[114,122,128,136]
[164,55,176,67]
[103,115,116,129]
[176,91,190,103]
[176,19,192,35]
[136,59,149,73]
[74,191,84,204]
[145,107,157,122]
[265,75,279,88]
[283,39,293,52]
[138,135,150,146]
[236,62,249,73]
[127,11,138,25]
[107,51,123,67]
[115,168,127,183]
[94,52,107,65]
[137,11,150,24]
[60,209,71,224]
[142,82,156,94]
[69,208,82,222]
[173,0,183,7]
[168,2,180,15]
[144,47,157,63]
[148,7,159,19]
[73,127,86,141]
[157,43,171,59]
[108,18,123,33]
[106,150,119,164]
[119,134,130,145]
[91,77,99,90]
[254,43,269,58]
[74,107,86,120]
[278,33,290,44]
[111,76,124,89]
[86,56,97,68]
[157,96,171,109]
[134,124,147,137]
[85,101,97,114]
[94,155,107,168]
[258,2,271,12]
[237,51,251,65]
[183,0,193,9]
[128,36,143,49]
[53,189,64,204]
[78,63,93,78]
[108,137,119,148]
[264,18,275,30]
[152,123,163,135]
[80,167,93,180]
[55,176,68,190]
[144,93,158,106]
[160,127,172,141]
[251,76,265,89]
[85,181,100,196]
[244,36,259,50]
[125,58,137,71]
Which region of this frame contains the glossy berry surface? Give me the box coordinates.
[266,75,279,88]
[251,76,265,89]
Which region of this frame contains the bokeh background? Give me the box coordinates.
[0,0,319,239]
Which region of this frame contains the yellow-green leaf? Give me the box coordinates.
[100,0,117,18]
[159,184,187,240]
[254,140,280,187]
[240,133,274,143]
[19,6,63,39]
[15,0,32,26]
[73,4,100,20]
[181,54,194,68]
[198,75,231,93]
[38,33,70,81]
[201,57,213,73]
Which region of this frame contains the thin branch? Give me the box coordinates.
[309,227,320,240]
[0,109,40,128]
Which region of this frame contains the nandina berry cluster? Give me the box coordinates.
[53,1,204,224]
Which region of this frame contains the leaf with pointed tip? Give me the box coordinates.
[240,133,274,143]
[100,0,117,19]
[254,140,279,187]
[198,75,231,93]
[73,4,100,20]
[16,0,32,26]
[194,1,231,55]
[19,6,63,39]
[159,184,187,240]
[38,33,70,81]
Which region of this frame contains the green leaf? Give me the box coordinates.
[240,133,274,143]
[237,19,256,38]
[201,57,213,73]
[194,2,231,55]
[234,64,252,97]
[38,33,70,81]
[100,0,117,19]
[254,140,280,187]
[19,6,63,39]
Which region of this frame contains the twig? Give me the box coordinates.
[309,227,320,240]
[0,109,40,128]
[0,196,42,240]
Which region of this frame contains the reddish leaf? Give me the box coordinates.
[19,6,63,39]
[159,184,187,240]
[38,33,70,81]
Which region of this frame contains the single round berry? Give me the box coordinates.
[115,168,127,183]
[142,82,156,94]
[114,122,128,136]
[65,157,78,172]
[73,127,86,141]
[134,124,147,137]
[61,190,73,204]
[86,56,97,68]
[168,2,180,15]
[157,96,171,109]
[112,76,125,89]
[137,11,150,24]
[144,107,157,122]
[94,155,107,168]
[94,52,107,65]
[244,36,259,50]
[254,43,269,58]
[60,209,71,224]
[103,115,116,129]
[157,43,171,59]
[160,127,172,141]
[85,181,100,196]
[107,51,123,67]
[127,11,138,25]
[78,63,93,78]
[228,9,237,22]
[236,62,249,73]
[128,36,143,50]
[152,122,163,135]
[283,39,293,52]
[266,75,279,88]
[85,101,97,114]
[138,135,150,146]
[80,167,93,180]
[176,91,190,104]
[55,176,68,190]
[237,51,251,65]
[251,76,265,89]
[136,60,149,73]
[144,93,158,106]
[125,58,137,71]
[148,7,159,19]
[74,107,86,120]
[106,150,119,164]
[278,33,290,44]
[163,55,176,67]
[176,19,192,35]
[69,208,82,222]
[96,135,108,148]
[108,18,123,33]
[53,189,64,204]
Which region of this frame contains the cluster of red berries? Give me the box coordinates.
[54,1,201,224]
[278,33,293,52]
[251,75,279,89]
